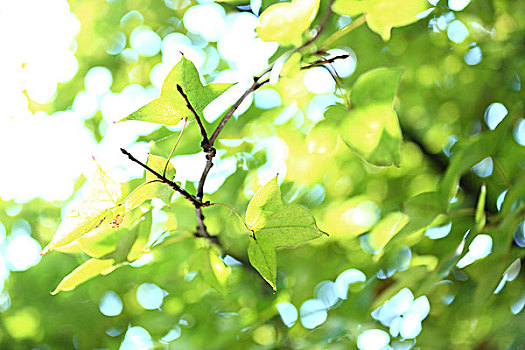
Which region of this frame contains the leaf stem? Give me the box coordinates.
[210,202,253,232]
[322,14,367,49]
[163,118,187,177]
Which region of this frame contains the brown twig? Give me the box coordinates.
[296,0,337,52]
[176,84,209,145]
[300,54,350,70]
[208,73,270,147]
[120,148,207,208]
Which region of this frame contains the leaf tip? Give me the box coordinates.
[41,244,53,256]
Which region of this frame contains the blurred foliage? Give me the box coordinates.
[1,0,524,349]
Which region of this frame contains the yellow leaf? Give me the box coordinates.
[258,0,320,45]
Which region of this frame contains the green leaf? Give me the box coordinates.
[51,258,115,295]
[119,56,235,125]
[245,177,325,290]
[77,209,152,262]
[341,104,402,166]
[332,0,430,41]
[350,68,403,108]
[335,68,404,167]
[257,0,320,45]
[474,184,487,232]
[191,247,232,295]
[368,212,409,253]
[127,211,153,262]
[42,162,122,254]
[123,154,175,209]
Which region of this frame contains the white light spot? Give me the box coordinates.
[5,234,41,271]
[314,281,339,308]
[0,222,6,244]
[85,67,113,96]
[513,118,525,146]
[471,157,493,178]
[406,296,431,321]
[399,313,422,339]
[484,102,508,130]
[303,67,335,94]
[496,190,507,212]
[447,20,469,44]
[73,91,99,119]
[254,88,282,110]
[136,283,167,310]
[457,234,492,268]
[105,32,126,55]
[514,220,525,247]
[464,46,482,65]
[99,291,123,317]
[160,326,181,343]
[183,4,227,42]
[388,288,414,315]
[511,293,525,315]
[448,0,471,11]
[251,0,262,15]
[130,27,161,57]
[130,252,154,267]
[276,302,298,327]
[425,222,452,239]
[119,326,153,350]
[218,13,278,76]
[343,201,380,227]
[334,269,366,300]
[300,299,327,329]
[357,329,390,350]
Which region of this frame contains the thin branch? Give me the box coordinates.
[120,148,206,208]
[195,206,217,242]
[208,72,269,147]
[300,54,350,70]
[196,148,216,202]
[296,0,337,52]
[176,84,209,144]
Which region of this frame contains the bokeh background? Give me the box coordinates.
[0,0,523,348]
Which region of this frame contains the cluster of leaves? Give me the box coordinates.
[2,0,523,348]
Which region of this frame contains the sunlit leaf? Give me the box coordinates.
[341,104,402,166]
[191,247,231,295]
[42,162,122,254]
[332,0,430,40]
[51,258,115,295]
[126,211,153,262]
[123,154,175,209]
[257,0,320,45]
[368,212,409,253]
[475,184,487,232]
[350,68,403,108]
[119,56,235,125]
[246,177,325,290]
